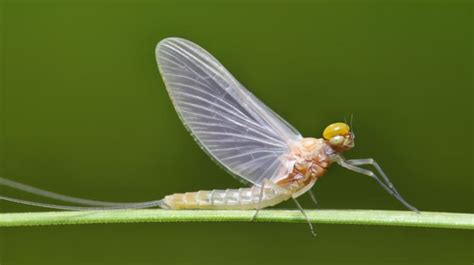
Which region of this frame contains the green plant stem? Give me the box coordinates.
[0,209,472,229]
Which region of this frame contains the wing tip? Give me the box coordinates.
[155,37,192,69]
[155,37,187,54]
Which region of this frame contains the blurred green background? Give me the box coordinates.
[0,0,472,264]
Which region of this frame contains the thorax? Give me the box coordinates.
[276,137,334,197]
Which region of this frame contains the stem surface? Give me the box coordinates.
[0,210,472,229]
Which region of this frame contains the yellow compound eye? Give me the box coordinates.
[323,122,350,140]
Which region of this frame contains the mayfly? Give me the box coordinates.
[0,37,418,234]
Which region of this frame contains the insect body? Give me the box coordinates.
[162,137,330,210]
[154,38,418,219]
[162,137,334,210]
[0,37,418,235]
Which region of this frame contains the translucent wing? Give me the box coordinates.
[156,38,302,185]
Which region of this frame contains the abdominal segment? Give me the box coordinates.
[161,140,331,210]
[161,184,291,210]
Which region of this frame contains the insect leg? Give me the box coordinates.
[345,158,419,212]
[336,158,419,213]
[308,189,319,207]
[345,159,403,197]
[292,197,316,236]
[252,181,266,221]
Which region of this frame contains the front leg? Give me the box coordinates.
[335,157,419,212]
[346,158,399,192]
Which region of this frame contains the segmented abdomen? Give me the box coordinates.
[161,185,290,210]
